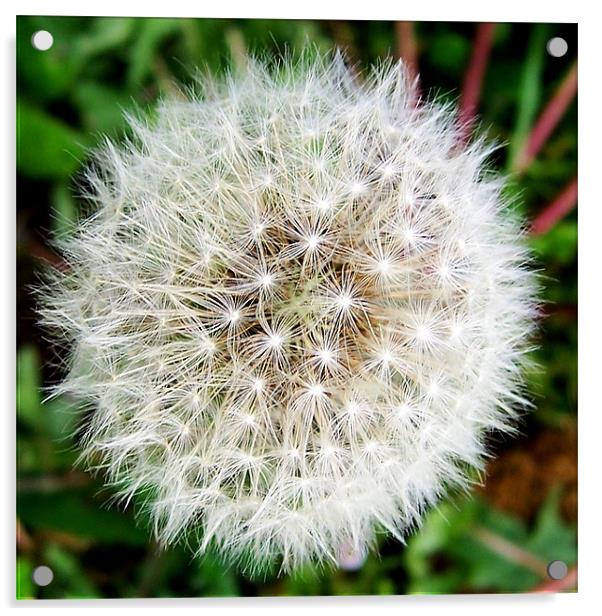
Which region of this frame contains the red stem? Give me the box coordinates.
[395,21,420,96]
[532,566,577,593]
[516,61,577,172]
[25,238,68,271]
[458,23,496,143]
[531,176,578,235]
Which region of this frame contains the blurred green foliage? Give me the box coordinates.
[16,16,577,599]
[405,490,576,593]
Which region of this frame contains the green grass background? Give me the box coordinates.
[16,16,577,599]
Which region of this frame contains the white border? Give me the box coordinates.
[10,1,581,22]
[4,1,599,614]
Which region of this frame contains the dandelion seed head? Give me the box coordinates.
[260,273,274,288]
[382,163,396,178]
[38,51,538,574]
[345,401,360,417]
[307,383,326,398]
[315,197,332,211]
[335,293,353,310]
[305,234,321,251]
[316,347,335,365]
[379,349,394,365]
[377,257,392,275]
[349,181,367,196]
[267,333,283,349]
[416,324,433,343]
[228,309,241,324]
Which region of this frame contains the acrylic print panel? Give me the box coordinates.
[16,16,577,599]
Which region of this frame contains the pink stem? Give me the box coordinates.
[532,567,577,593]
[395,21,420,95]
[531,177,578,235]
[473,526,548,577]
[516,61,577,172]
[458,23,496,143]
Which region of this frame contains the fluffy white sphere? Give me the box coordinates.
[39,53,537,573]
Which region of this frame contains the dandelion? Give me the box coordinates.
[38,51,538,574]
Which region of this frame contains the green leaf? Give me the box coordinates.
[16,16,83,103]
[72,17,135,61]
[506,24,548,170]
[193,550,240,597]
[16,346,41,429]
[428,33,470,75]
[453,512,539,592]
[50,182,78,239]
[44,397,80,443]
[457,492,576,592]
[375,577,396,595]
[127,19,183,90]
[403,497,478,580]
[530,221,577,265]
[404,493,576,593]
[18,491,148,546]
[528,489,577,565]
[71,82,134,136]
[43,543,100,598]
[16,557,34,600]
[17,101,87,180]
[407,569,464,595]
[281,563,324,596]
